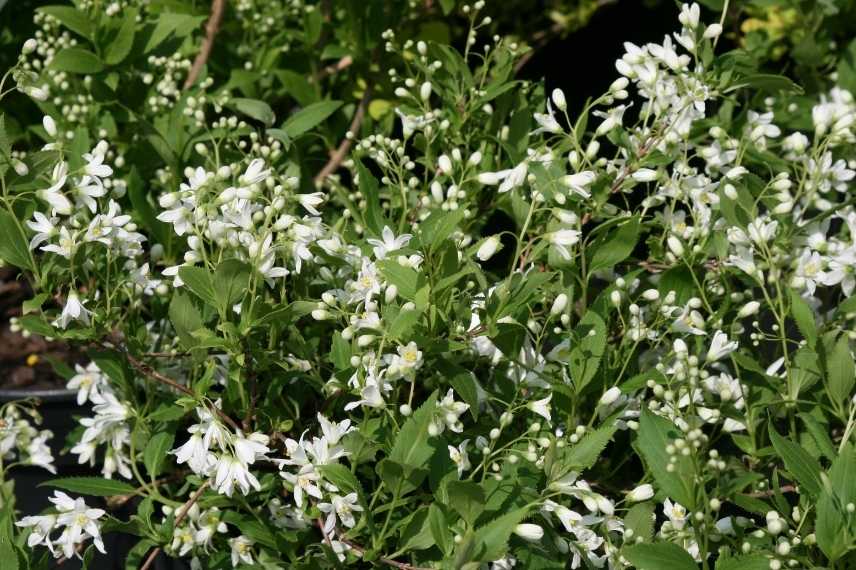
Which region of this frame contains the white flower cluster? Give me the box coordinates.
[16,490,105,560]
[0,404,55,473]
[172,405,270,497]
[157,155,327,285]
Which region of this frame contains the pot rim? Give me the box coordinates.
[0,387,77,402]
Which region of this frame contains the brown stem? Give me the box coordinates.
[315,519,429,570]
[183,0,226,90]
[139,482,212,570]
[313,86,372,186]
[121,349,241,432]
[312,55,354,83]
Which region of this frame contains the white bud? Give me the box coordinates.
[703,23,723,39]
[437,154,453,175]
[420,81,433,102]
[477,172,501,185]
[514,523,544,541]
[476,236,501,261]
[385,285,398,303]
[551,293,568,316]
[626,484,654,502]
[599,387,621,406]
[22,38,38,54]
[738,301,760,318]
[43,115,57,137]
[667,236,685,257]
[551,88,567,112]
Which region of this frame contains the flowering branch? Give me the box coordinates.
[139,481,212,570]
[183,0,226,89]
[313,85,373,186]
[120,349,242,432]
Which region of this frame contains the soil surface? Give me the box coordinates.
[0,267,79,391]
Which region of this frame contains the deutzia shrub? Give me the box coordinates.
[1,1,856,569]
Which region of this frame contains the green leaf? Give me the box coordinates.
[329,331,352,370]
[42,477,136,497]
[568,310,607,392]
[378,260,420,300]
[390,390,439,468]
[637,409,695,508]
[769,427,823,497]
[355,159,387,235]
[50,48,104,74]
[839,39,856,94]
[398,507,435,552]
[816,443,856,561]
[0,539,17,570]
[471,507,529,562]
[37,6,92,39]
[446,480,485,527]
[169,291,204,349]
[318,464,364,498]
[418,209,465,250]
[826,334,855,414]
[715,554,772,570]
[560,423,617,472]
[143,432,174,478]
[104,9,137,65]
[148,404,187,422]
[789,290,816,348]
[429,503,453,555]
[281,100,342,138]
[624,502,655,542]
[230,98,276,127]
[0,210,34,272]
[624,542,698,570]
[178,266,217,308]
[388,307,421,341]
[588,216,640,274]
[143,14,206,53]
[213,259,251,311]
[735,73,803,94]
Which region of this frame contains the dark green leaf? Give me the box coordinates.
[50,48,104,74]
[281,100,342,138]
[588,216,640,274]
[637,409,695,508]
[624,542,698,570]
[230,98,276,127]
[42,477,136,497]
[0,210,34,272]
[143,432,174,478]
[769,427,823,497]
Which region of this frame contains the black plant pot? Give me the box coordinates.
[0,388,190,570]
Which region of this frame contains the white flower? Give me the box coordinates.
[213,454,261,497]
[561,171,596,198]
[297,192,325,215]
[229,535,255,567]
[317,414,354,446]
[173,432,213,475]
[37,162,71,215]
[240,159,270,186]
[82,152,113,179]
[26,211,58,250]
[367,226,412,259]
[55,291,91,329]
[319,493,363,533]
[448,439,471,476]
[527,393,552,422]
[663,498,687,531]
[706,330,738,362]
[626,484,654,502]
[51,491,106,559]
[67,362,108,405]
[549,229,581,260]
